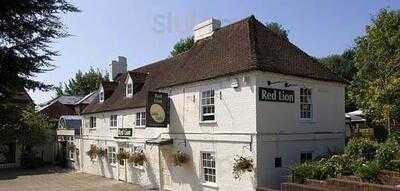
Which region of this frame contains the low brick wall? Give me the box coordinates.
[306,178,394,191]
[281,183,327,191]
[377,170,400,185]
[282,178,395,191]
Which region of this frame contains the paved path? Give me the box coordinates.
[0,167,144,191]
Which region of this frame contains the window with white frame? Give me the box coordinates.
[126,83,133,97]
[300,88,313,119]
[135,112,146,127]
[201,152,216,183]
[110,115,117,127]
[90,117,96,128]
[201,90,215,121]
[107,147,116,164]
[99,91,104,102]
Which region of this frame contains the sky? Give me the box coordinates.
[29,0,400,104]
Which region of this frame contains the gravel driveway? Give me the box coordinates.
[0,167,144,191]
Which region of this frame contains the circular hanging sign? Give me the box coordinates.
[150,103,166,123]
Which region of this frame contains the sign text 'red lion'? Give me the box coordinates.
[259,87,295,103]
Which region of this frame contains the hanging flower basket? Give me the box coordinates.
[170,151,189,166]
[128,151,146,166]
[117,150,130,161]
[96,147,106,158]
[87,145,98,160]
[233,156,254,179]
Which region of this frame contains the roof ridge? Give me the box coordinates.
[130,15,257,73]
[246,15,260,69]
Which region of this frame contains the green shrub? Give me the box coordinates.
[375,138,400,169]
[355,160,382,182]
[344,138,377,161]
[386,160,400,171]
[291,160,335,183]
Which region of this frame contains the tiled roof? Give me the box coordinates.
[82,16,347,114]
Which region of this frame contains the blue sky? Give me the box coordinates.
[29,0,400,104]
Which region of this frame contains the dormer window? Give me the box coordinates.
[126,83,133,97]
[126,74,133,97]
[99,85,104,102]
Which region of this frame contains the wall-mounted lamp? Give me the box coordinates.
[267,80,283,86]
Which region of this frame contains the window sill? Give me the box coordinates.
[201,182,218,189]
[134,126,146,129]
[199,121,217,125]
[89,128,97,130]
[298,118,316,123]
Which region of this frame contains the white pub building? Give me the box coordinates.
[73,16,347,190]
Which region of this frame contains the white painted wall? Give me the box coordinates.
[255,71,346,189]
[79,71,346,190]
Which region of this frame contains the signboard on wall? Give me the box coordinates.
[146,91,170,127]
[118,128,133,137]
[259,87,295,103]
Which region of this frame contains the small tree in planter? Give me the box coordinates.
[87,145,98,161]
[170,151,189,166]
[96,147,106,158]
[128,151,146,166]
[233,156,254,179]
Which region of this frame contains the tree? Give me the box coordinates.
[170,36,194,56]
[265,22,289,40]
[319,49,358,112]
[56,67,109,96]
[352,8,400,129]
[0,0,79,102]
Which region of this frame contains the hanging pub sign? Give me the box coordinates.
[259,87,295,103]
[146,91,170,127]
[118,128,133,137]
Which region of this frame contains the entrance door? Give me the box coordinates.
[118,148,127,181]
[161,155,172,190]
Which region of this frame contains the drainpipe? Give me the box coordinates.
[158,146,163,190]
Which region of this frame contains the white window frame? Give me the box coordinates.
[99,90,104,103]
[107,146,117,164]
[300,88,313,120]
[90,117,96,128]
[201,152,216,183]
[200,90,215,122]
[135,112,146,127]
[110,115,117,127]
[126,83,133,97]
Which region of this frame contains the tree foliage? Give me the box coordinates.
[56,67,108,96]
[170,36,194,56]
[265,22,289,40]
[319,49,358,112]
[352,8,400,128]
[0,0,79,102]
[0,0,78,145]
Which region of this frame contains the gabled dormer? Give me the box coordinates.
[125,71,147,98]
[99,84,104,103]
[98,81,118,103]
[126,74,133,98]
